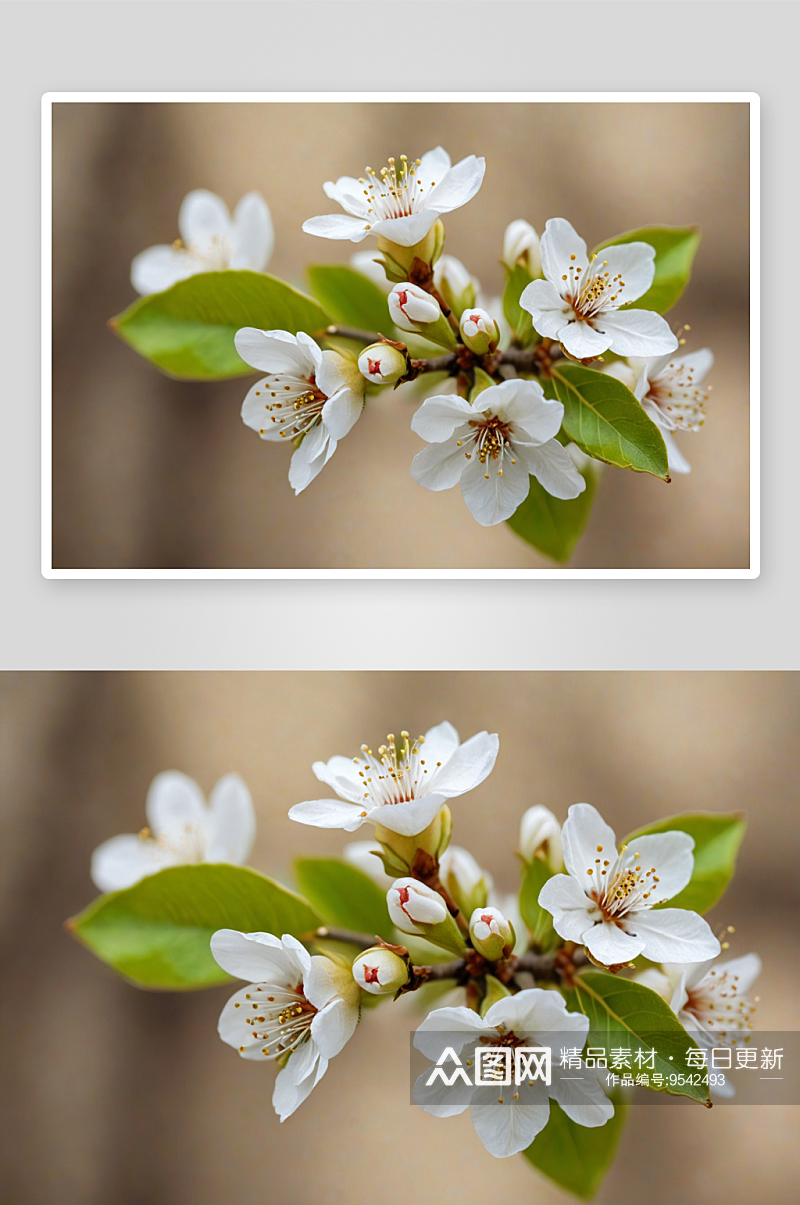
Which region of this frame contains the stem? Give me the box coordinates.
[410,945,588,991]
[314,925,377,950]
[324,323,383,344]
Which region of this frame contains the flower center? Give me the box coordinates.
[359,155,430,223]
[585,843,667,920]
[140,823,206,862]
[236,981,318,1060]
[175,234,233,271]
[480,1026,527,1050]
[254,374,328,439]
[456,415,518,480]
[647,359,709,431]
[685,970,757,1034]
[562,253,629,320]
[352,731,437,808]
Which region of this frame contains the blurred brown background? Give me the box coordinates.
[51,101,751,569]
[0,671,795,1204]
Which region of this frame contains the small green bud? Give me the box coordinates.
[519,805,563,871]
[388,283,456,350]
[469,906,515,961]
[459,307,500,355]
[387,876,466,956]
[352,946,411,994]
[357,342,408,385]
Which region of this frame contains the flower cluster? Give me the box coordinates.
[85,726,756,1171]
[123,147,716,549]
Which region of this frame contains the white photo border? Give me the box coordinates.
[41,91,760,581]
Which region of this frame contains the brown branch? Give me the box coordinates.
[324,323,383,344]
[409,944,589,992]
[314,925,378,950]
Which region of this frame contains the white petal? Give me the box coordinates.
[420,721,462,766]
[178,189,232,248]
[412,1068,471,1118]
[230,191,274,271]
[411,394,476,443]
[423,155,486,214]
[304,957,355,1012]
[130,245,198,295]
[368,793,447,837]
[272,1041,326,1120]
[550,1072,615,1127]
[302,213,371,241]
[562,803,618,880]
[558,319,613,359]
[368,210,441,247]
[205,773,256,864]
[145,771,207,845]
[523,441,587,500]
[710,952,762,994]
[413,1005,485,1061]
[90,833,175,892]
[540,218,589,285]
[595,242,656,304]
[416,146,452,189]
[489,379,562,444]
[519,278,572,336]
[241,377,289,441]
[312,755,364,803]
[659,424,693,475]
[628,909,721,962]
[584,920,645,964]
[430,730,499,797]
[600,309,679,357]
[470,1092,550,1158]
[322,387,363,441]
[288,424,334,495]
[210,929,299,983]
[410,438,469,492]
[661,347,714,384]
[537,874,595,942]
[310,996,359,1059]
[234,328,314,375]
[460,452,531,526]
[619,831,695,903]
[323,176,369,217]
[288,797,366,831]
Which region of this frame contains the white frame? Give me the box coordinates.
[41,91,760,580]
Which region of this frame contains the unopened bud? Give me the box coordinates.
[352,946,410,994]
[433,254,478,317]
[503,219,542,277]
[357,342,407,385]
[459,307,500,355]
[388,282,457,351]
[439,844,492,917]
[388,878,447,934]
[519,805,563,871]
[469,906,515,961]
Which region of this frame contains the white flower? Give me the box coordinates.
[342,841,394,888]
[237,329,365,494]
[388,878,448,934]
[302,147,485,246]
[503,219,541,277]
[288,721,499,837]
[352,946,410,994]
[538,804,721,967]
[350,250,393,293]
[131,189,273,295]
[519,804,563,871]
[211,930,360,1121]
[520,218,678,360]
[629,349,713,475]
[410,378,585,526]
[90,771,255,892]
[413,989,613,1158]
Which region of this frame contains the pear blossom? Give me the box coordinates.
[352,946,410,994]
[520,218,678,360]
[302,147,485,246]
[538,804,721,967]
[131,189,273,295]
[621,349,713,475]
[469,905,515,960]
[237,329,365,494]
[519,804,563,871]
[388,878,449,934]
[410,378,585,526]
[288,721,498,837]
[503,219,541,277]
[388,282,442,331]
[90,771,255,892]
[357,342,407,385]
[459,307,500,354]
[211,930,360,1120]
[413,989,613,1158]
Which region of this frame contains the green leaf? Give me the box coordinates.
[306,265,393,336]
[507,462,598,563]
[67,864,321,990]
[502,263,536,345]
[623,812,746,914]
[524,1096,628,1199]
[519,857,558,950]
[111,270,331,380]
[293,858,393,941]
[469,365,496,402]
[565,971,709,1104]
[480,973,512,1017]
[551,362,669,479]
[594,225,701,314]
